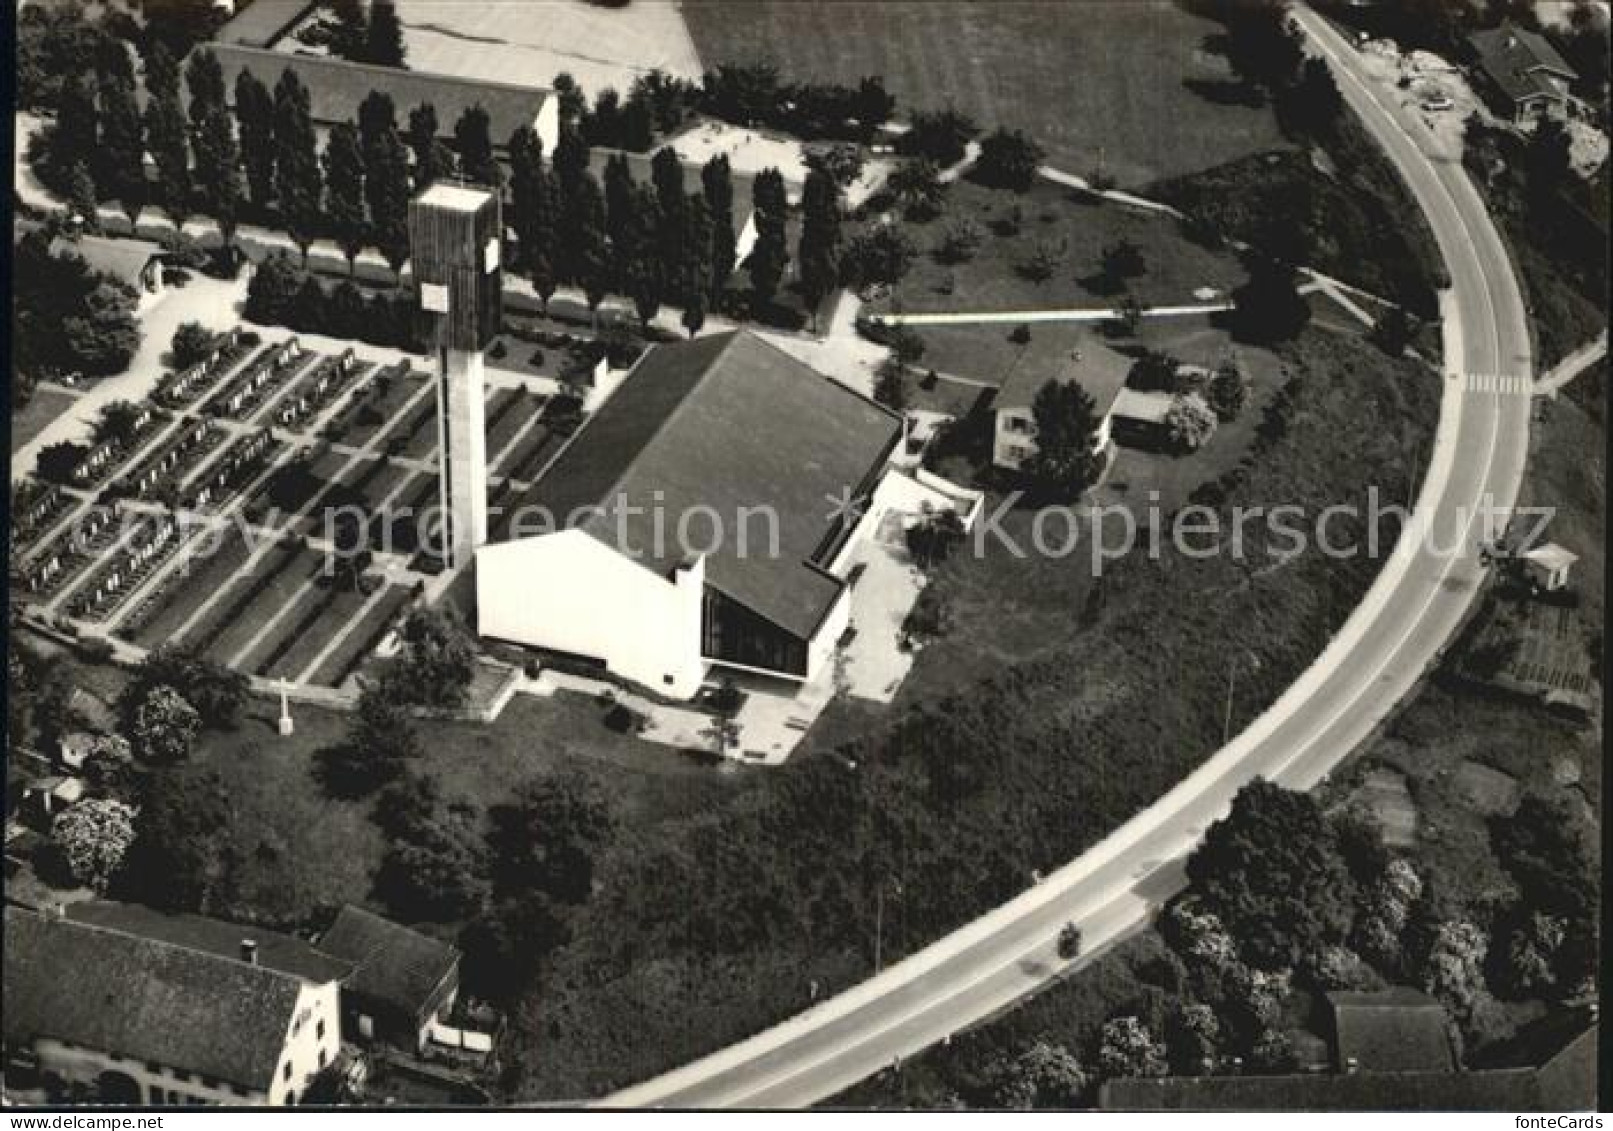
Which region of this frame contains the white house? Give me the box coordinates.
[1521,542,1578,591]
[478,331,914,699]
[5,904,347,1106]
[992,336,1133,471]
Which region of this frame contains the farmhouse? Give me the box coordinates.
[205,45,560,155]
[3,905,344,1106]
[991,336,1132,471]
[478,330,929,698]
[315,905,463,1055]
[1468,24,1584,124]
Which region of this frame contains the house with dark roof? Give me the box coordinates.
[1326,988,1456,1074]
[1100,996,1599,1112]
[3,905,342,1106]
[477,330,931,698]
[1469,24,1584,125]
[202,45,558,155]
[49,235,167,296]
[315,906,461,1055]
[992,334,1133,471]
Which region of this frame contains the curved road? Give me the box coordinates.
[607,6,1534,1109]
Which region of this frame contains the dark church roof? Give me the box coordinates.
[504,331,902,641]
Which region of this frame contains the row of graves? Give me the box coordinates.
[123,417,226,503]
[202,337,316,421]
[69,513,185,623]
[274,348,370,432]
[15,504,123,601]
[153,327,256,409]
[181,427,281,513]
[11,480,76,555]
[68,405,165,489]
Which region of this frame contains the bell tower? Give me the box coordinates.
[408,182,503,569]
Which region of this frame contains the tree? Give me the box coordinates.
[358,90,398,160]
[1420,919,1488,1021]
[321,683,421,797]
[993,1042,1089,1109]
[508,125,548,270]
[934,218,982,265]
[1230,257,1310,344]
[131,685,201,764]
[797,168,842,329]
[1223,4,1303,95]
[874,357,909,411]
[1523,116,1573,208]
[95,47,146,220]
[1165,1001,1221,1075]
[368,128,413,276]
[1101,239,1145,284]
[64,281,143,377]
[889,157,945,220]
[145,49,192,222]
[192,103,248,245]
[1184,780,1360,970]
[1281,57,1344,139]
[844,225,917,288]
[82,734,142,800]
[700,61,781,126]
[322,122,368,271]
[621,181,665,327]
[651,145,687,287]
[552,72,589,130]
[52,799,137,893]
[115,764,232,913]
[589,86,623,147]
[365,0,407,69]
[906,504,965,569]
[66,161,99,230]
[246,251,303,323]
[561,170,611,323]
[235,71,277,214]
[454,103,499,187]
[383,607,477,708]
[805,141,865,189]
[488,775,615,905]
[748,167,789,311]
[1024,379,1103,498]
[679,194,714,337]
[620,84,655,151]
[553,124,591,200]
[329,0,368,61]
[1097,1016,1168,1080]
[170,322,215,369]
[975,127,1045,191]
[1206,359,1250,422]
[603,150,637,253]
[127,646,249,730]
[900,106,978,166]
[1354,858,1424,975]
[701,154,737,293]
[273,69,324,261]
[48,71,100,193]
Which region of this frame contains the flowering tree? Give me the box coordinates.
[132,685,201,764]
[52,798,137,892]
[1097,1015,1167,1080]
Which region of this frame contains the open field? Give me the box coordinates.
[681,0,1291,187]
[10,388,80,454]
[869,178,1248,385]
[388,0,702,95]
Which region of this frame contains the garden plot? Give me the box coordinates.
[324,364,428,448]
[485,389,549,464]
[308,583,415,689]
[495,422,565,484]
[198,544,329,668]
[126,523,260,649]
[256,578,377,682]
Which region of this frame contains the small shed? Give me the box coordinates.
[1520,542,1577,591]
[317,905,462,1054]
[1326,988,1456,1075]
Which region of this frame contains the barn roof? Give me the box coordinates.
[316,905,459,1023]
[205,44,551,145]
[3,907,311,1092]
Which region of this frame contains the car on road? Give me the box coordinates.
[1422,94,1454,112]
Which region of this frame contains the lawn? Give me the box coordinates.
[10,386,80,454]
[867,178,1247,386]
[681,0,1291,187]
[192,688,748,930]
